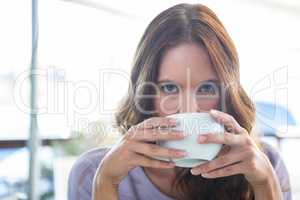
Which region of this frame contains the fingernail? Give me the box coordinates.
[174,132,185,137]
[169,118,177,124]
[210,109,217,114]
[198,135,207,143]
[176,150,188,157]
[190,169,198,175]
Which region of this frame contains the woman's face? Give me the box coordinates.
[154,42,220,116]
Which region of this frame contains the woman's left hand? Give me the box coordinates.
[190,109,276,188]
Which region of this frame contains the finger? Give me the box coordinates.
[136,117,178,130]
[131,142,188,160]
[209,109,246,134]
[197,132,245,146]
[127,128,186,142]
[134,154,176,169]
[191,150,250,175]
[200,161,247,178]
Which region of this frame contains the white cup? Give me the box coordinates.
[153,112,224,168]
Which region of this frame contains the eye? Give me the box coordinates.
[159,83,179,94]
[196,82,218,96]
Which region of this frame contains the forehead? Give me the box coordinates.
[158,42,218,86]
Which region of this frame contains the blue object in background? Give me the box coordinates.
[0,149,19,161]
[255,101,297,136]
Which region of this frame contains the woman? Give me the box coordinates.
[68,3,291,200]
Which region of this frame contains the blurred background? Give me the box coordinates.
[0,0,300,199]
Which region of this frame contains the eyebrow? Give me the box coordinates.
[157,79,219,85]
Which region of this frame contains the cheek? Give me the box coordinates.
[154,95,179,116]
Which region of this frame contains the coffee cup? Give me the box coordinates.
[153,112,224,168]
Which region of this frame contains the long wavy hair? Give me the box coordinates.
[114,3,259,200]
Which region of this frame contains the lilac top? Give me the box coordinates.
[68,142,292,200]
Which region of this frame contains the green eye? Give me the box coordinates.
[196,82,218,95]
[159,83,179,94]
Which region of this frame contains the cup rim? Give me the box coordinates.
[165,111,211,118]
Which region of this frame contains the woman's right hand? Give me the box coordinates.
[93,116,188,187]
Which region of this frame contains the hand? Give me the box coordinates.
[94,116,188,187]
[190,109,276,188]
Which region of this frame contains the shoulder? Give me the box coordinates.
[260,141,292,199]
[261,142,281,166]
[69,147,111,173]
[261,141,288,175]
[68,147,111,200]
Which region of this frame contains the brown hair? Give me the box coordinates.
[114,3,258,200]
